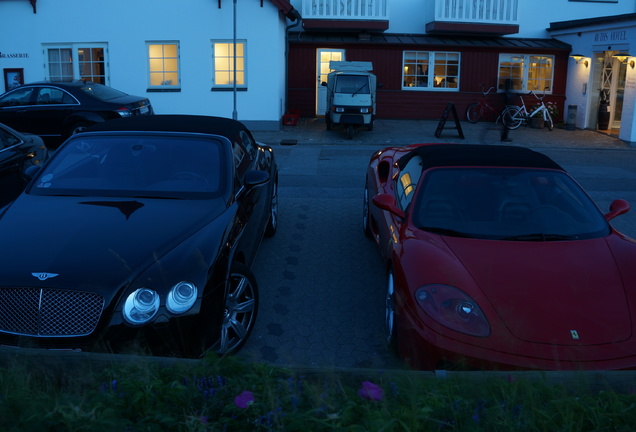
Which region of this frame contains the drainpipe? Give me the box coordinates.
[284,9,302,118]
[232,0,238,120]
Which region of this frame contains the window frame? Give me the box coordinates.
[402,51,460,92]
[146,41,181,91]
[43,43,108,84]
[211,40,247,90]
[497,53,555,93]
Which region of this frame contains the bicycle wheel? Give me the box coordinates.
[466,103,482,123]
[502,106,523,130]
[545,112,554,131]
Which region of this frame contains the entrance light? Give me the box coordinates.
[569,54,589,67]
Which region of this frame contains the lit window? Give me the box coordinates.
[498,54,554,93]
[44,44,108,84]
[402,51,460,91]
[212,41,246,88]
[147,42,180,89]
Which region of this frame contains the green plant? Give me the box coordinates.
[1,354,635,431]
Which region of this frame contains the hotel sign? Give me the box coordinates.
[594,29,629,43]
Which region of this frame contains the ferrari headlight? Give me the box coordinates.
[123,288,160,325]
[415,285,490,337]
[166,281,198,314]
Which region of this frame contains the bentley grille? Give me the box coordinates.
[0,288,105,337]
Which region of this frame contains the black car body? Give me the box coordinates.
[0,81,153,146]
[0,115,277,357]
[0,122,48,206]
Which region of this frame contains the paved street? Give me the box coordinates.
[239,119,636,370]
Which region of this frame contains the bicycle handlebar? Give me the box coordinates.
[480,84,496,95]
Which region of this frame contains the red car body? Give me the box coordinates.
[363,143,636,370]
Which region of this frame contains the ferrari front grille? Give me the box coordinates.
[0,288,104,337]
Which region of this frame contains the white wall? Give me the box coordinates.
[551,19,635,140]
[288,0,635,37]
[0,0,290,128]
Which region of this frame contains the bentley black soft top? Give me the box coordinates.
[85,115,248,142]
[397,144,564,172]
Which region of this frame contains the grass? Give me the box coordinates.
[1,352,636,431]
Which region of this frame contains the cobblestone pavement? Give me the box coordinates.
[252,117,631,150]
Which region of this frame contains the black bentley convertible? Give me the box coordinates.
[0,115,277,357]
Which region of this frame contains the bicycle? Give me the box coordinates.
[466,85,502,123]
[502,89,554,131]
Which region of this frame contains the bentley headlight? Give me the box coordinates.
[166,281,198,314]
[123,288,160,324]
[415,284,490,337]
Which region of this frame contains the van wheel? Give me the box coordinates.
[368,120,374,131]
[325,114,332,130]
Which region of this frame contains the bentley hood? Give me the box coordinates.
[0,194,228,293]
[443,237,632,346]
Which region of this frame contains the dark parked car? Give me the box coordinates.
[0,115,277,357]
[0,122,48,206]
[364,143,636,371]
[0,81,153,146]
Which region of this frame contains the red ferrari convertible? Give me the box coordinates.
[363,143,636,370]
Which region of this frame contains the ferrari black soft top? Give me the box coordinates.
[85,115,248,142]
[397,144,564,171]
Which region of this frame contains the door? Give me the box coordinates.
[598,51,627,130]
[316,49,345,116]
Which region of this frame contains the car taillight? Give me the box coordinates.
[116,107,133,117]
[415,284,490,337]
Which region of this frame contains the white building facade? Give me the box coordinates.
[0,0,298,130]
[549,14,636,143]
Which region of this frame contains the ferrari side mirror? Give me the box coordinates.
[372,193,406,219]
[605,199,630,221]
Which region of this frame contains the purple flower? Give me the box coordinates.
[234,390,255,408]
[357,381,383,401]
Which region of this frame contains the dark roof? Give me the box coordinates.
[85,115,247,141]
[397,144,564,171]
[289,32,571,50]
[549,13,636,32]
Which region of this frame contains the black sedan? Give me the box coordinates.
[0,81,153,146]
[0,115,277,357]
[0,122,48,206]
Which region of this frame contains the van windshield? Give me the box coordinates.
[335,75,370,94]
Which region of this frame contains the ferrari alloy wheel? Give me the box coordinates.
[362,181,372,237]
[386,269,398,354]
[264,176,278,237]
[217,262,259,355]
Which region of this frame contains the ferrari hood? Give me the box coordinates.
[0,194,227,291]
[443,237,632,346]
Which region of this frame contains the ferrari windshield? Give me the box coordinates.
[413,167,610,240]
[29,134,226,198]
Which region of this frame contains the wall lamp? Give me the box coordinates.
[570,54,589,67]
[612,53,630,64]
